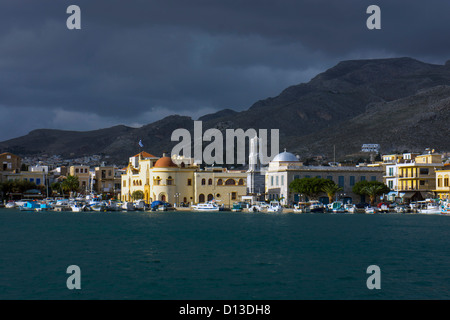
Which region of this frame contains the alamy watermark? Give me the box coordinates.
[171,121,279,166]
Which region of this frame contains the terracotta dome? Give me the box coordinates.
[154,157,178,168]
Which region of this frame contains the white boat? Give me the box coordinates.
[309,200,325,213]
[106,200,121,211]
[330,201,345,213]
[365,206,376,214]
[134,200,147,211]
[417,200,440,214]
[88,198,107,212]
[293,202,311,213]
[267,201,283,213]
[71,202,86,212]
[121,201,135,211]
[344,204,356,214]
[194,202,220,212]
[441,200,450,215]
[5,201,16,208]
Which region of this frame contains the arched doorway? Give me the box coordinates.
[207,194,214,201]
[199,194,205,203]
[160,194,166,202]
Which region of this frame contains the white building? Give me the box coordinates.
[265,150,384,205]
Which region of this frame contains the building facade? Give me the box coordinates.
[433,167,450,200]
[265,151,384,205]
[120,152,248,206]
[69,165,90,193]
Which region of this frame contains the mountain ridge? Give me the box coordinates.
[1,57,450,165]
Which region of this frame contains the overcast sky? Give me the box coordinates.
[0,0,449,140]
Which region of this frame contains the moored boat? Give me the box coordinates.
[417,199,441,214]
[441,200,450,215]
[194,201,220,212]
[267,201,283,213]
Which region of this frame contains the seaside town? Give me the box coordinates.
[1,140,450,214]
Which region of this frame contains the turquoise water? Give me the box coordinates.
[1,209,449,300]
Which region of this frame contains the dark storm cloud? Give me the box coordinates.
[0,0,449,139]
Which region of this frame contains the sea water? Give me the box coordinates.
[1,209,449,300]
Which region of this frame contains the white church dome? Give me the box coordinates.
[272,150,299,162]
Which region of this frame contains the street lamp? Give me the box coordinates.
[174,192,180,207]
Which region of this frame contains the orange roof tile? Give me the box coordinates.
[132,151,158,158]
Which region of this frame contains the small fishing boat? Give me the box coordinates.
[267,201,283,213]
[416,199,440,214]
[441,200,450,215]
[293,202,311,213]
[194,201,220,212]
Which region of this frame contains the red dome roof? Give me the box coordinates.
[154,157,178,168]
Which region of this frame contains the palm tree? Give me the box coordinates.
[322,183,343,204]
[131,190,144,201]
[362,184,385,206]
[61,175,79,197]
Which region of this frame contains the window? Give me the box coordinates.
[444,178,449,187]
[388,168,394,176]
[271,176,274,186]
[231,192,237,200]
[438,178,442,188]
[201,178,206,185]
[350,176,355,186]
[388,181,393,189]
[167,176,173,185]
[276,176,279,186]
[217,179,223,185]
[360,176,366,181]
[420,168,429,175]
[225,179,235,185]
[216,194,221,198]
[338,176,344,188]
[420,180,425,186]
[294,175,300,180]
[123,181,126,187]
[238,179,244,185]
[187,179,192,186]
[36,178,41,185]
[208,178,213,185]
[281,176,284,186]
[155,176,161,185]
[371,176,377,181]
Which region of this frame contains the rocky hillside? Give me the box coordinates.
[1,57,450,165]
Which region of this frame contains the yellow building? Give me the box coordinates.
[194,168,247,207]
[397,152,443,197]
[121,152,247,206]
[69,165,90,193]
[434,167,450,200]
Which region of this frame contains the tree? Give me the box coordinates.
[289,177,333,201]
[352,180,390,205]
[131,190,144,201]
[322,182,343,204]
[61,175,80,196]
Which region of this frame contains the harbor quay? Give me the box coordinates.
[0,144,449,214]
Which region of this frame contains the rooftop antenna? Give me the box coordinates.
[334,145,336,163]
